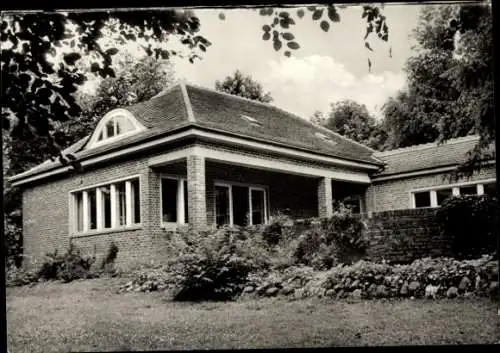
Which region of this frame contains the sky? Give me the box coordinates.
[168,4,423,120]
[79,4,424,121]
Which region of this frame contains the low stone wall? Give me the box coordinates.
[361,208,453,264]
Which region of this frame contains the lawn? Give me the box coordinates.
[6,278,500,352]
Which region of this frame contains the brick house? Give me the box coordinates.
[9,82,496,269]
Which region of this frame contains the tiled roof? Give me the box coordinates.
[373,135,496,177]
[10,81,383,183]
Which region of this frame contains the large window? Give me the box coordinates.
[161,177,188,225]
[411,179,496,208]
[97,115,138,143]
[214,182,268,227]
[72,177,141,234]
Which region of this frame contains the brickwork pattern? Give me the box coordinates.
[365,166,496,212]
[317,177,333,218]
[362,208,452,263]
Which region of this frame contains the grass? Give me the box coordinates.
[6,278,500,352]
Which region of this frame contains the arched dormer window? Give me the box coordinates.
[86,109,146,149]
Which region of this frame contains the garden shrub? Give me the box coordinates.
[172,228,253,301]
[6,265,37,287]
[294,227,325,267]
[436,195,498,259]
[36,243,96,283]
[261,213,294,246]
[322,205,368,252]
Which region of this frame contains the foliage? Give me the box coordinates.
[322,205,368,251]
[381,4,493,176]
[36,243,96,283]
[436,195,498,259]
[100,242,119,276]
[2,10,208,168]
[5,265,37,287]
[254,5,389,64]
[313,100,388,151]
[261,212,294,246]
[215,70,273,103]
[172,229,253,301]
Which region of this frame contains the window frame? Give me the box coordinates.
[69,175,142,236]
[86,109,146,150]
[213,180,270,227]
[409,178,496,209]
[159,174,188,227]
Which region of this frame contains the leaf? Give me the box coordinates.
[218,12,225,20]
[262,32,271,41]
[368,58,372,73]
[327,6,340,22]
[312,9,324,21]
[273,38,282,51]
[90,63,100,73]
[282,32,295,41]
[284,50,291,57]
[63,52,81,66]
[199,44,206,52]
[262,24,271,32]
[279,19,289,29]
[364,42,374,51]
[160,49,170,59]
[287,41,300,50]
[279,11,289,18]
[381,33,388,42]
[297,9,305,18]
[105,47,119,56]
[320,21,330,32]
[364,23,373,40]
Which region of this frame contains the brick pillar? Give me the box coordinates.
[318,177,333,218]
[187,155,207,230]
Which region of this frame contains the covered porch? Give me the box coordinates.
[148,145,371,230]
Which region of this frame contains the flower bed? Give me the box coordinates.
[118,255,498,300]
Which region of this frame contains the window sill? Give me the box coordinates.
[70,224,143,238]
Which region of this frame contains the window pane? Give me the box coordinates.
[162,178,178,223]
[116,116,135,135]
[251,189,265,225]
[75,192,84,232]
[100,186,112,228]
[436,188,453,206]
[116,182,127,226]
[88,189,97,230]
[131,179,140,224]
[460,185,477,195]
[233,185,249,226]
[414,191,431,208]
[183,180,188,223]
[106,120,115,138]
[97,130,104,141]
[215,185,230,226]
[484,182,497,197]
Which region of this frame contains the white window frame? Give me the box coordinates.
[409,178,496,209]
[214,180,269,227]
[86,109,146,149]
[160,174,188,227]
[69,175,142,235]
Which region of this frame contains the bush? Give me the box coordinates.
[294,227,325,267]
[262,213,293,246]
[172,228,253,301]
[36,243,96,283]
[100,242,120,276]
[436,195,498,259]
[322,205,368,251]
[6,265,37,287]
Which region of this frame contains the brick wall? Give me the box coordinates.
[365,166,496,212]
[362,208,452,263]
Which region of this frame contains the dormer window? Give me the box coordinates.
[314,132,337,145]
[240,114,262,127]
[87,109,146,149]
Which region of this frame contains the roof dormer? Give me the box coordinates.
[86,109,146,149]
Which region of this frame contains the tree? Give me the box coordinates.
[2,10,209,170]
[215,70,273,103]
[380,4,493,176]
[313,100,387,151]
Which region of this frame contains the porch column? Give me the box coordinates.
[187,154,207,230]
[318,177,333,218]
